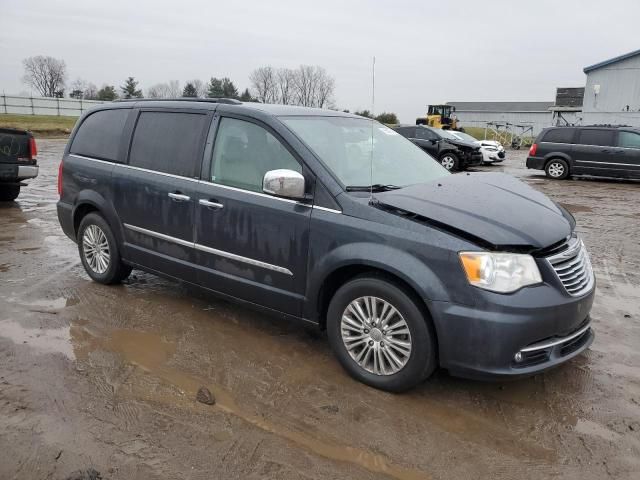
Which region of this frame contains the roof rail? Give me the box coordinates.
[582,124,631,128]
[114,98,242,105]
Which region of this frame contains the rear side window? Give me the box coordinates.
[577,129,614,147]
[618,131,640,149]
[541,128,575,144]
[129,111,208,177]
[70,109,129,161]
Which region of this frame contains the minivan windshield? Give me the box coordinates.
[281,116,448,188]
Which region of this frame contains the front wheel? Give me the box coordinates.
[327,276,437,392]
[78,213,132,284]
[0,185,20,201]
[439,153,459,171]
[545,159,570,179]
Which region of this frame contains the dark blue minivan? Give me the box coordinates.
[57,99,595,391]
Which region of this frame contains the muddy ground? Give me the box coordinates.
[1,140,639,480]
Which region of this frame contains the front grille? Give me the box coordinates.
[546,237,594,296]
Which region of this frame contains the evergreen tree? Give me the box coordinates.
[239,88,255,102]
[207,77,224,98]
[120,76,143,99]
[221,77,238,98]
[97,85,118,101]
[182,82,198,97]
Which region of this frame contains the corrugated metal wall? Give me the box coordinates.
[583,53,640,127]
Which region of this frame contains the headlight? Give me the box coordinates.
[459,252,542,293]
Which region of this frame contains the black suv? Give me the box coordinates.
[527,125,640,180]
[392,125,483,171]
[0,128,39,201]
[57,99,595,391]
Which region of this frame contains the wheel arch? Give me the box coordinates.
[306,242,447,338]
[543,152,572,167]
[72,190,124,244]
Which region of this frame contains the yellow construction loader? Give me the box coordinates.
[416,105,463,131]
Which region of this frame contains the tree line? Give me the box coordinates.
[19,55,399,122]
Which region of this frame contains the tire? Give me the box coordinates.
[326,275,437,392]
[78,213,132,284]
[439,153,459,171]
[545,158,570,180]
[0,185,20,201]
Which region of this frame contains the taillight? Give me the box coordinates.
[529,143,538,156]
[29,137,38,160]
[57,161,64,197]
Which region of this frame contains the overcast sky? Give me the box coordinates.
[2,0,639,122]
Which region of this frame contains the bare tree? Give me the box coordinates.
[22,56,67,97]
[84,83,99,100]
[190,79,207,98]
[275,68,296,105]
[293,65,315,107]
[167,80,181,98]
[146,80,181,98]
[147,83,170,98]
[315,70,335,108]
[69,78,88,99]
[249,66,277,103]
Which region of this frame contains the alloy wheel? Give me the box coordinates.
[548,162,565,178]
[82,224,110,274]
[340,296,412,376]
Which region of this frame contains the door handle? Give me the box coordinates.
[199,199,224,209]
[168,192,191,202]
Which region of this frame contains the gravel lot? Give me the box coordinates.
[1,140,639,480]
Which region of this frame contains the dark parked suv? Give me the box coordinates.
[57,99,595,391]
[527,125,640,180]
[393,125,483,171]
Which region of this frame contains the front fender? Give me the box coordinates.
[305,241,451,320]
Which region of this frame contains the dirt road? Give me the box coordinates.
[1,140,639,480]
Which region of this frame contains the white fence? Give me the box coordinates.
[1,95,107,117]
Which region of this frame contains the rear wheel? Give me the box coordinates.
[0,185,20,201]
[545,159,570,179]
[327,276,437,392]
[439,153,459,171]
[78,213,132,284]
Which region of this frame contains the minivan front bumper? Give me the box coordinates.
[429,283,595,380]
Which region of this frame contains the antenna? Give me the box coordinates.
[369,56,376,202]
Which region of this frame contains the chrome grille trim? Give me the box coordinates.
[520,322,591,353]
[546,237,594,297]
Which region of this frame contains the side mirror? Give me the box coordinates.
[263,169,305,200]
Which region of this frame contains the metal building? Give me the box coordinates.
[446,101,554,135]
[582,48,640,126]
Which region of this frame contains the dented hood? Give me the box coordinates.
[375,173,572,249]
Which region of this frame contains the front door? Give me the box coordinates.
[113,109,211,281]
[616,130,640,178]
[412,128,440,156]
[194,115,312,316]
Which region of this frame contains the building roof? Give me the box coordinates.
[583,48,640,73]
[446,101,554,112]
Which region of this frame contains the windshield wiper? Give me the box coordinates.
[345,184,403,192]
